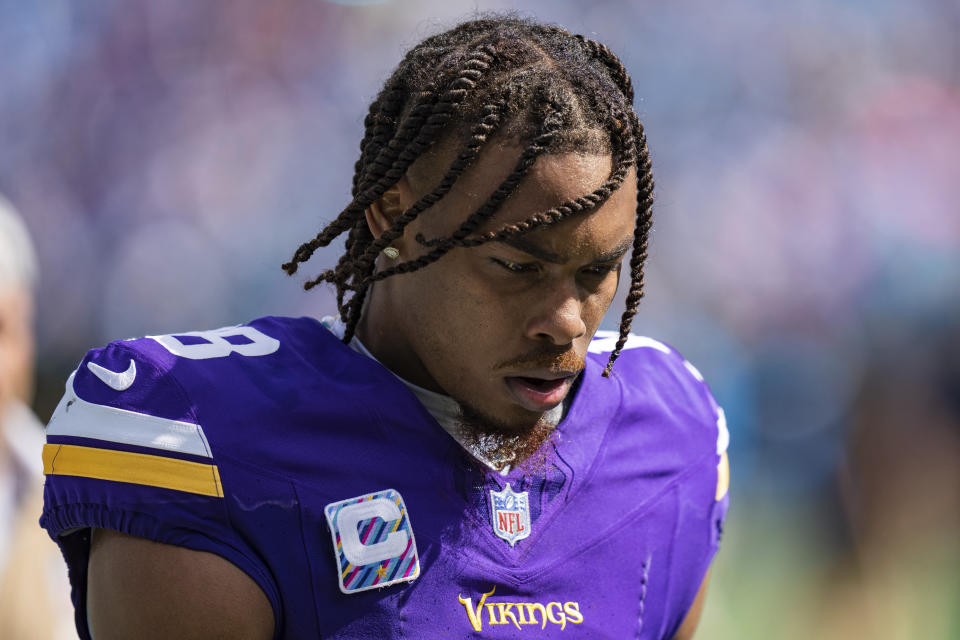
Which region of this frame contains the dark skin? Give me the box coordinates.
[88,530,274,640]
[87,139,711,638]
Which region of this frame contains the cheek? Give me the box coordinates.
[582,274,622,327]
[582,296,609,330]
[403,258,516,362]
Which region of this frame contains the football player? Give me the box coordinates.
[41,17,729,639]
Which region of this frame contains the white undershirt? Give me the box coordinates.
[321,316,564,474]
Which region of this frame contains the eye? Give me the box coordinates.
[581,262,621,277]
[491,258,538,274]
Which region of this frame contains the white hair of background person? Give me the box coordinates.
[0,194,38,291]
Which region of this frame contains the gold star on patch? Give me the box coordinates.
[376,564,388,579]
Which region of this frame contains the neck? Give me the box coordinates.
[354,283,445,394]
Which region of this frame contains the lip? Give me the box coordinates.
[503,372,578,412]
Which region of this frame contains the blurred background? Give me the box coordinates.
[1,0,957,638]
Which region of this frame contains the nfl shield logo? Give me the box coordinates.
[490,483,531,547]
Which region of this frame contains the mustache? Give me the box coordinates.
[494,347,586,374]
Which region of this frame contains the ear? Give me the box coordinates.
[364,176,413,241]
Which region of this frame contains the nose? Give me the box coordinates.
[524,285,587,346]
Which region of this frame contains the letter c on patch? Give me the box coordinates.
[337,498,408,566]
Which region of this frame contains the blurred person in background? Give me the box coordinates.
[0,194,75,639]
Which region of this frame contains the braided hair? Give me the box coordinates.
[283,17,654,377]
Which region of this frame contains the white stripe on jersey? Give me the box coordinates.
[715,406,730,456]
[586,331,671,355]
[46,372,212,458]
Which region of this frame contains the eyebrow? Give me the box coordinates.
[499,237,633,265]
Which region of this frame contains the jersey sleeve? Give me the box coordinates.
[39,338,281,640]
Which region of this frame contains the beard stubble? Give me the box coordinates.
[454,346,586,471]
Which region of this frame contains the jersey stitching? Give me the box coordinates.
[194,424,212,458]
[635,554,652,639]
[290,482,322,639]
[45,501,277,585]
[211,464,223,499]
[50,443,63,472]
[659,484,683,640]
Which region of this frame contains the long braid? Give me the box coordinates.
[567,35,655,375]
[603,112,654,376]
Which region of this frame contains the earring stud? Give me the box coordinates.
[382,246,400,259]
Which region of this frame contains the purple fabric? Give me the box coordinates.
[40,315,728,639]
[45,434,213,464]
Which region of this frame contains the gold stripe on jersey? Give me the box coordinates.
[42,444,223,498]
[715,451,730,501]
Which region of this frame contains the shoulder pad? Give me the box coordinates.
[589,330,729,488]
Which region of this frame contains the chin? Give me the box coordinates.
[456,398,543,436]
[454,400,557,470]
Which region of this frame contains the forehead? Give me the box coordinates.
[408,137,638,251]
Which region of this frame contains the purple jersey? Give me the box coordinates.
[40,316,729,639]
